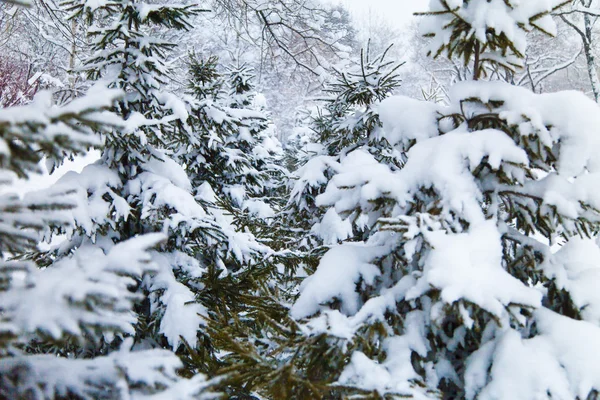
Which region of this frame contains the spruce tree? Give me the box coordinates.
[222,63,287,217]
[171,55,297,399]
[286,45,403,256]
[175,55,235,196]
[21,0,254,394]
[0,80,213,396]
[190,46,406,400]
[284,0,600,399]
[178,58,287,222]
[315,44,403,163]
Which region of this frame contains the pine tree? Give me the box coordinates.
[18,0,251,394]
[286,45,403,256]
[188,45,407,400]
[169,55,299,399]
[0,79,214,397]
[281,0,600,399]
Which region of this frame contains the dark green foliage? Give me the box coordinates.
[417,0,569,80]
[317,44,403,160]
[0,89,120,351]
[188,54,223,101]
[227,64,256,108]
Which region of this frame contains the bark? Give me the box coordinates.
[560,0,600,102]
[583,12,600,101]
[473,40,481,81]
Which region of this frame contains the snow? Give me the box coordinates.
[158,91,190,123]
[394,127,526,223]
[0,337,212,400]
[535,308,600,398]
[193,183,266,269]
[466,328,571,400]
[59,83,123,122]
[149,252,208,349]
[293,156,336,190]
[0,85,120,175]
[318,126,528,228]
[0,234,165,341]
[287,59,600,397]
[298,274,417,340]
[133,152,209,222]
[421,0,565,67]
[336,312,435,398]
[467,309,600,399]
[311,207,352,244]
[291,243,390,318]
[449,81,600,176]
[80,0,110,12]
[243,199,275,219]
[54,160,128,235]
[288,154,338,211]
[1,182,79,244]
[366,82,600,235]
[1,0,286,396]
[406,220,542,320]
[377,95,441,145]
[316,149,392,219]
[546,238,600,324]
[338,351,424,398]
[225,184,246,207]
[5,0,600,395]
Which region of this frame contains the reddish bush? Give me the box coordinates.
[0,56,39,107]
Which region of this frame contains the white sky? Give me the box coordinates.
[340,0,429,28]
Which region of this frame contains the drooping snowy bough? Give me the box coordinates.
[420,0,568,79]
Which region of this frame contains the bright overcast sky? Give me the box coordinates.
[340,0,429,28]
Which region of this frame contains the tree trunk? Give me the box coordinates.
[583,12,600,102]
[473,40,481,81]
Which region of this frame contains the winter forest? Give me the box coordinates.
[5,0,600,398]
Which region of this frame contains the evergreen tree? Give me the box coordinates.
[282,0,600,399]
[226,64,256,109]
[286,45,403,255]
[22,0,258,394]
[280,106,323,255]
[222,63,287,216]
[0,80,213,397]
[9,0,600,399]
[189,45,406,400]
[175,54,235,195]
[283,107,320,173]
[176,57,291,267]
[316,44,402,163]
[179,58,286,221]
[168,56,295,399]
